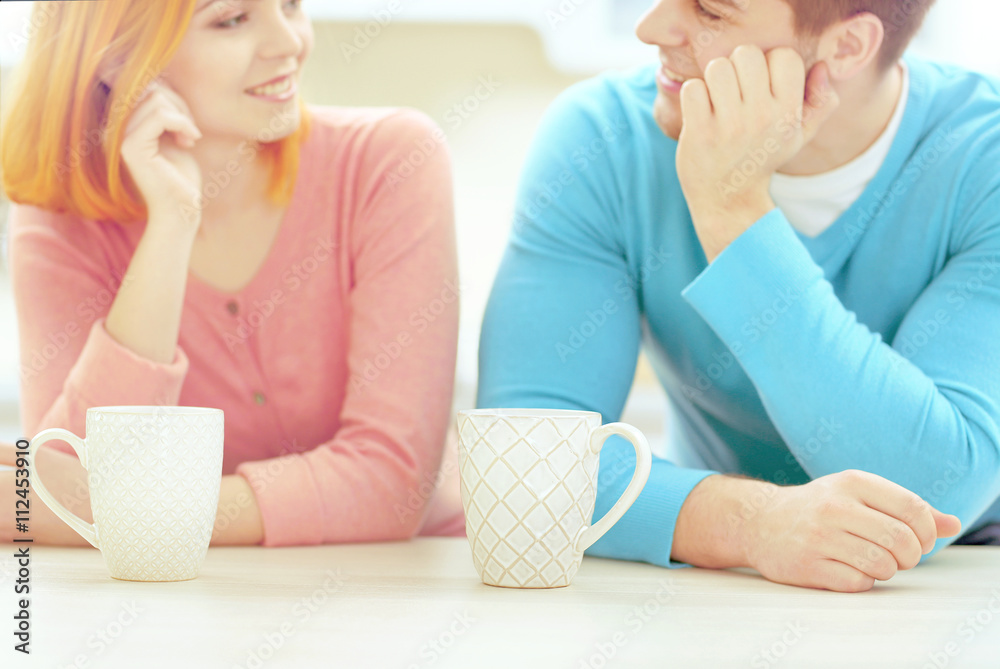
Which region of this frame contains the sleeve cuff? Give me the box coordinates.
[65,318,189,408]
[585,434,718,568]
[237,456,325,546]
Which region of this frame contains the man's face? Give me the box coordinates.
[636,0,812,140]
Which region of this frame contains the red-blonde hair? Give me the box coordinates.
[783,0,937,70]
[1,0,310,224]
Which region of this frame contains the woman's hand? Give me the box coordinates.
[1,441,94,546]
[119,79,204,228]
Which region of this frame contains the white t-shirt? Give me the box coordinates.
[769,62,910,238]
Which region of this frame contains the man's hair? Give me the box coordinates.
[782,0,938,70]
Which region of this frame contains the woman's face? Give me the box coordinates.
[161,0,313,144]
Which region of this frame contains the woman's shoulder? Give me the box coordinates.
[303,104,445,156]
[6,202,136,268]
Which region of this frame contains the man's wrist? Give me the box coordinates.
[672,474,778,570]
[688,189,776,263]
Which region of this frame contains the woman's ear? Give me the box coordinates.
[95,59,127,90]
[816,12,885,81]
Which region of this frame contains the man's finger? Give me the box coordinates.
[813,558,876,593]
[842,504,924,570]
[766,47,805,103]
[703,57,742,120]
[852,472,938,553]
[729,45,769,108]
[679,78,712,127]
[932,507,962,538]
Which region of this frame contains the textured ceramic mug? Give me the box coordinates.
[458,408,651,588]
[28,406,224,581]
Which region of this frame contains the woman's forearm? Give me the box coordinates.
[104,214,198,364]
[211,475,264,545]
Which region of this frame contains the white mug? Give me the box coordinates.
[457,409,651,588]
[28,406,224,581]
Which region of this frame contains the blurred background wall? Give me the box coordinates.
[1,0,997,446]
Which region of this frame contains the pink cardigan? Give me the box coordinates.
[9,105,465,545]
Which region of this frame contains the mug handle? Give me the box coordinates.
[28,429,99,548]
[574,422,652,553]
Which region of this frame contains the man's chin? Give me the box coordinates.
[652,94,682,141]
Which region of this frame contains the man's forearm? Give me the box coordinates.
[671,474,777,569]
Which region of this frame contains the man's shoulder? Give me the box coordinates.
[906,56,1000,144]
[538,64,662,144]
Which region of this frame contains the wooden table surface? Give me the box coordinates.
[2,539,998,668]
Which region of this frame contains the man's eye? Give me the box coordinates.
[695,1,722,20]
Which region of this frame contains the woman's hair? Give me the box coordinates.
[0,0,310,224]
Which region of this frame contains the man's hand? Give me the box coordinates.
[744,470,962,592]
[675,45,840,262]
[1,441,93,546]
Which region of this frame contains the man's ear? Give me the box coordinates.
[816,12,885,81]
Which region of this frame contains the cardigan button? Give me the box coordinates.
[253,392,267,406]
[226,301,239,315]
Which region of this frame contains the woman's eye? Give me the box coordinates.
[215,0,301,29]
[216,13,248,29]
[696,1,722,20]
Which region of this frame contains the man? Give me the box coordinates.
[477,0,1000,592]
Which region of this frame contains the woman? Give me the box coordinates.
[0,0,464,545]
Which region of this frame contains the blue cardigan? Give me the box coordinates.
[477,54,1000,568]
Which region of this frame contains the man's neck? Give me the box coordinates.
[778,62,904,177]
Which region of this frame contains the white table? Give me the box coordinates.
[3,539,999,668]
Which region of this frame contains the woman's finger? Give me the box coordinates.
[0,441,21,466]
[123,106,202,156]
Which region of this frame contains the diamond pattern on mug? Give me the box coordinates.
[459,414,600,588]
